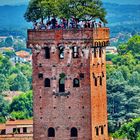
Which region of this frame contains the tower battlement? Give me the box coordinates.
[27,28,109,47]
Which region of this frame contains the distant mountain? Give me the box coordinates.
[104,3,140,37]
[103,0,140,5]
[0,3,139,37]
[0,5,30,37]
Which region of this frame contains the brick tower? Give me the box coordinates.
[27,28,109,140]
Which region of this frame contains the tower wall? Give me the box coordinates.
[27,28,109,140]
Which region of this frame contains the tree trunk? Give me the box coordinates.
[41,17,44,23]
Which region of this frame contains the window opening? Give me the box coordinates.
[95,78,97,86]
[99,47,102,57]
[45,78,51,87]
[73,78,80,87]
[95,127,99,136]
[38,73,43,79]
[23,127,27,133]
[72,46,79,58]
[1,129,6,135]
[48,127,55,137]
[71,127,78,137]
[59,46,64,59]
[94,48,97,58]
[59,73,66,92]
[101,126,104,135]
[100,77,102,86]
[13,128,20,134]
[45,47,50,59]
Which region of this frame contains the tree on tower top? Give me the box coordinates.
[24,0,107,23]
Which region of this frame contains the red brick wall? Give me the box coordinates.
[28,29,109,140]
[90,47,108,140]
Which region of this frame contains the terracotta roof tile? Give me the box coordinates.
[6,120,33,125]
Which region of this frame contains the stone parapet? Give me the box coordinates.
[27,28,109,48]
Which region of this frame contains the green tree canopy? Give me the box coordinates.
[0,74,9,93]
[10,91,33,119]
[112,118,140,140]
[24,0,107,23]
[9,73,30,92]
[0,95,9,123]
[118,35,140,58]
[5,36,14,47]
[24,0,58,22]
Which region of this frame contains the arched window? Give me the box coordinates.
[59,46,64,59]
[45,47,50,59]
[38,73,43,79]
[73,78,80,87]
[72,46,79,58]
[44,78,50,87]
[59,73,65,92]
[71,127,78,137]
[48,127,55,137]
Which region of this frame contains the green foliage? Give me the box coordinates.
[0,91,33,123]
[106,54,116,61]
[24,0,45,22]
[10,91,33,119]
[0,54,12,76]
[0,40,5,48]
[118,35,140,58]
[3,50,15,58]
[112,118,140,140]
[0,54,32,92]
[5,36,14,47]
[24,0,107,23]
[0,95,9,123]
[107,35,140,133]
[0,74,9,93]
[9,73,30,92]
[11,111,29,120]
[129,71,140,86]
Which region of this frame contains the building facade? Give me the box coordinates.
[27,28,109,140]
[0,119,33,135]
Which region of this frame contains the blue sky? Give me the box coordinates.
[0,0,140,5]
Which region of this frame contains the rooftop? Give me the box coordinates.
[6,120,33,125]
[16,51,30,58]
